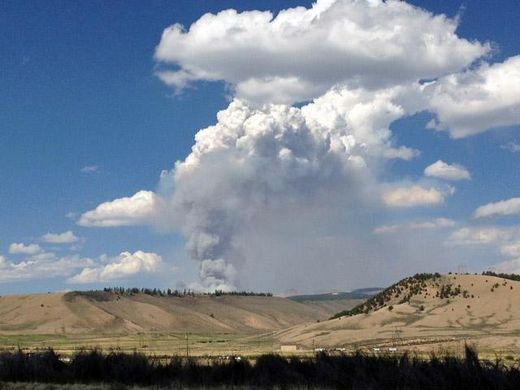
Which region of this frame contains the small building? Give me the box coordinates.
[280,344,300,352]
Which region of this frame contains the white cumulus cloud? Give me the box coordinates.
[474,198,520,218]
[382,185,449,208]
[374,218,455,234]
[448,226,517,246]
[80,165,99,174]
[0,255,7,268]
[501,241,520,258]
[426,55,520,138]
[155,0,487,105]
[0,251,94,283]
[424,160,470,181]
[68,251,162,284]
[78,191,161,227]
[9,243,42,255]
[41,231,79,244]
[494,258,520,274]
[0,247,163,285]
[501,141,520,153]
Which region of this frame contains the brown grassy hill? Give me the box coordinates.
[0,291,338,335]
[278,274,520,352]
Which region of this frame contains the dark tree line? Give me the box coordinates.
[0,347,519,389]
[93,287,273,298]
[482,271,520,282]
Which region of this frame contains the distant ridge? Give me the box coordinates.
[350,287,384,296]
[288,288,382,302]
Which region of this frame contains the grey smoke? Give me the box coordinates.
[158,95,411,290]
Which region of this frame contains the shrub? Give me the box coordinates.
[0,346,519,388]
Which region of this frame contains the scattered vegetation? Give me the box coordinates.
[330,271,514,320]
[0,347,519,389]
[331,273,441,319]
[437,283,462,299]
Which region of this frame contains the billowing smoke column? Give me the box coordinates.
[78,0,517,290]
[160,89,414,291]
[150,0,492,291]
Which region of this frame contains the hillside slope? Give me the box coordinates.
[0,291,336,335]
[278,274,520,351]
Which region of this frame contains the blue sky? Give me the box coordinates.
[1,0,519,294]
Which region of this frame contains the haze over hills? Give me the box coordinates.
[278,273,520,352]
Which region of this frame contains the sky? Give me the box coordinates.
[1,0,519,295]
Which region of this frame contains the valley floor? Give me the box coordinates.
[1,332,520,362]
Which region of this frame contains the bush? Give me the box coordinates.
[0,347,519,389]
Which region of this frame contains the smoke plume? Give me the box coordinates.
[159,89,416,290]
[78,1,520,291]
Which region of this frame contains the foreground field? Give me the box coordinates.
[0,332,280,357]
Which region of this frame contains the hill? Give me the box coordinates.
[0,290,339,336]
[278,273,520,353]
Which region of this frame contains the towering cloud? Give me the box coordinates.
[78,0,520,291]
[155,0,487,105]
[159,94,406,290]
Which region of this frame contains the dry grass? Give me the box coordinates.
[278,274,520,356]
[0,293,333,337]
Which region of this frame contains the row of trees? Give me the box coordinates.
[0,347,519,388]
[482,271,520,282]
[96,287,273,297]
